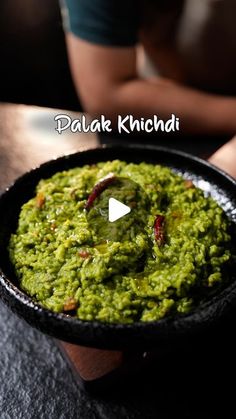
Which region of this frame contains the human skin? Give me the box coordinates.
[66,34,236,135]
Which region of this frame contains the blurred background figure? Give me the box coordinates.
[62,0,236,136]
[1,0,236,144]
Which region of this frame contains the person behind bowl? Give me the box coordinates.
[61,0,236,135]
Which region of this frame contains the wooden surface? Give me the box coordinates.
[0,103,98,191]
[0,102,235,383]
[59,342,124,381]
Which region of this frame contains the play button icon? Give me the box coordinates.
[86,176,149,242]
[108,198,131,222]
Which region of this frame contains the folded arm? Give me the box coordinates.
[66,34,236,135]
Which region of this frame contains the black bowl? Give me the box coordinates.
[0,145,236,350]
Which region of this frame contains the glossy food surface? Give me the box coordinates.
[9,160,232,324]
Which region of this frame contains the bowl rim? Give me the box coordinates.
[1,143,236,193]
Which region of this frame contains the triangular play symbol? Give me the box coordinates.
[108,198,131,222]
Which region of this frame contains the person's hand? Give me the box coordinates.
[215,99,236,134]
[209,135,236,178]
[147,76,177,87]
[66,34,236,135]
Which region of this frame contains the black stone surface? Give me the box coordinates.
[0,301,150,419]
[1,298,236,419]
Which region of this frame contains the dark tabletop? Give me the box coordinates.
[0,103,236,419]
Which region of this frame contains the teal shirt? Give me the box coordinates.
[63,0,139,46]
[61,0,236,95]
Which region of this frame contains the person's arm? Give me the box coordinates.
[66,34,236,135]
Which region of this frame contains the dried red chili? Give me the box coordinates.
[85,174,116,210]
[63,297,77,312]
[36,192,45,209]
[184,180,194,189]
[78,250,90,259]
[154,215,165,246]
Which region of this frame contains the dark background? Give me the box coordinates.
[0,0,79,110]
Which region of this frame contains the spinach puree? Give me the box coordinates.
[9,160,232,323]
